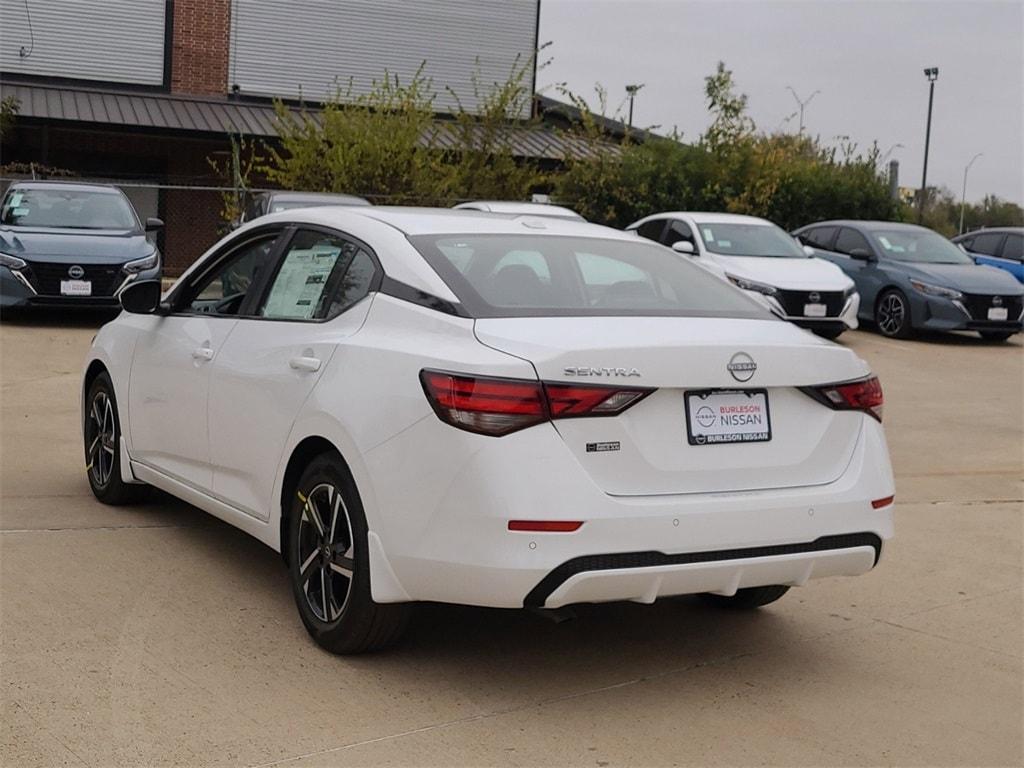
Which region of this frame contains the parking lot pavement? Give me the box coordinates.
[1,313,1021,768]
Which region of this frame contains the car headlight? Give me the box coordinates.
[909,279,962,300]
[123,252,159,274]
[0,252,26,270]
[726,273,778,297]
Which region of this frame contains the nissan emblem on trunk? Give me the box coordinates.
[727,352,757,382]
[68,265,85,279]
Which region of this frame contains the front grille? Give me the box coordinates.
[961,293,1023,322]
[776,289,846,317]
[25,262,124,297]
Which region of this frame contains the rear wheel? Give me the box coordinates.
[875,289,913,339]
[84,372,149,505]
[700,585,790,609]
[979,331,1014,342]
[288,454,410,654]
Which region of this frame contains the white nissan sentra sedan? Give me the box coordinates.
[628,212,860,340]
[83,207,895,654]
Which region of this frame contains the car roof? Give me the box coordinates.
[266,191,371,206]
[7,180,126,195]
[256,205,630,239]
[631,212,777,227]
[953,226,1024,238]
[453,201,584,220]
[799,220,933,232]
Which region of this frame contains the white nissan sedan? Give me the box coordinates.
[83,207,895,654]
[628,212,860,340]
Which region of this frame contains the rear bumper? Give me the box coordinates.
[366,414,895,609]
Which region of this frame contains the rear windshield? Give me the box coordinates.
[869,228,973,264]
[409,234,772,319]
[1,187,138,230]
[696,222,807,258]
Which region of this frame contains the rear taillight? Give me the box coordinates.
[805,376,884,422]
[420,369,653,436]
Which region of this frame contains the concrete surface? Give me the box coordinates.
[1,311,1021,767]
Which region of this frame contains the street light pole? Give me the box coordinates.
[959,152,983,234]
[918,67,939,223]
[625,84,644,130]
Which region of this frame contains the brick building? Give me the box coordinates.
[0,0,619,274]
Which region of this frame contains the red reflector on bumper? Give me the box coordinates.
[508,520,584,532]
[871,495,895,509]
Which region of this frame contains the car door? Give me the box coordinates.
[820,227,880,317]
[128,229,284,489]
[208,227,381,520]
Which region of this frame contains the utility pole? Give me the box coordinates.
[785,86,820,134]
[918,67,939,223]
[625,84,644,130]
[959,153,983,234]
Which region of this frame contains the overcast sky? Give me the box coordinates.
[537,0,1024,205]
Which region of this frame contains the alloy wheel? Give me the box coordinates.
[296,482,355,623]
[877,293,906,336]
[86,391,117,487]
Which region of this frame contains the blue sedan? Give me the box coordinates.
[794,220,1023,341]
[952,227,1023,283]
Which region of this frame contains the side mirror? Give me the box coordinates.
[145,217,164,232]
[802,245,816,257]
[119,280,165,314]
[849,248,873,261]
[671,240,696,255]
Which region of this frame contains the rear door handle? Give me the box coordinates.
[192,345,214,362]
[289,356,321,373]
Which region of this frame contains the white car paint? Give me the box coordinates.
[454,200,585,220]
[84,207,894,623]
[627,212,860,333]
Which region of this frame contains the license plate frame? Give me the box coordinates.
[684,389,772,446]
[803,302,828,317]
[60,279,92,296]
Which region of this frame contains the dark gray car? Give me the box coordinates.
[794,220,1023,341]
[1,181,163,310]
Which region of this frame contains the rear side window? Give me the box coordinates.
[1001,234,1022,262]
[834,228,873,256]
[969,232,1005,257]
[635,219,667,242]
[409,234,769,319]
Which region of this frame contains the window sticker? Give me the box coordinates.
[9,193,23,207]
[12,206,29,216]
[718,240,732,248]
[262,246,340,319]
[703,228,714,241]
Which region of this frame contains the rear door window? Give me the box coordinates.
[801,226,837,249]
[635,219,667,243]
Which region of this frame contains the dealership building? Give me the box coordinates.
[0,0,619,273]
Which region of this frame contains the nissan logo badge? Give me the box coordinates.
[68,265,85,279]
[992,296,1003,307]
[727,352,757,382]
[808,291,821,303]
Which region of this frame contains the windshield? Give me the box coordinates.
[409,234,771,319]
[696,222,807,258]
[869,229,973,264]
[0,188,138,230]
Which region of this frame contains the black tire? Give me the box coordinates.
[875,289,914,339]
[812,327,845,341]
[700,585,790,609]
[287,453,410,654]
[84,372,150,505]
[979,331,1014,342]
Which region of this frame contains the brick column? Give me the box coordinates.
[171,0,232,96]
